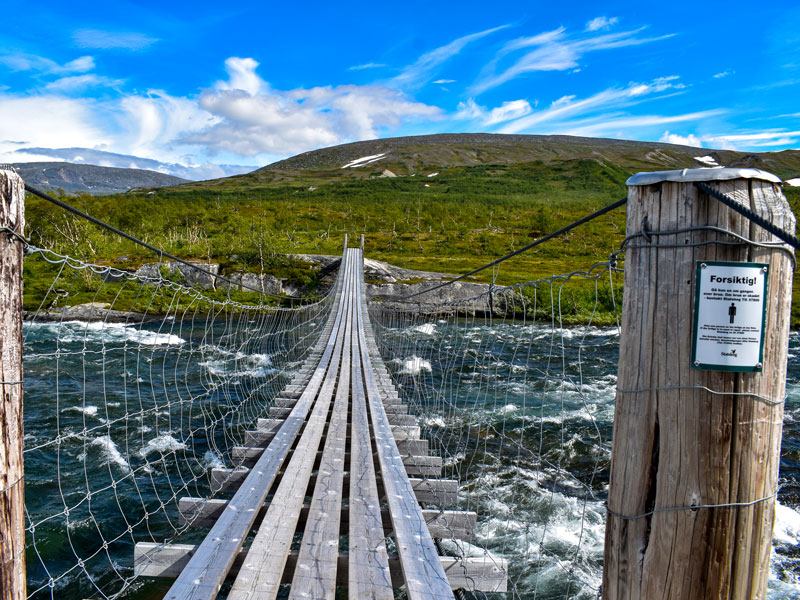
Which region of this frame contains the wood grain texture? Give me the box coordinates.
[349,249,394,600]
[289,252,354,600]
[354,249,455,600]
[177,497,477,538]
[603,175,794,600]
[226,255,355,600]
[0,169,26,600]
[163,251,352,600]
[135,542,507,591]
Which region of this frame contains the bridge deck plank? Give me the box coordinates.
[349,251,394,600]
[354,250,455,600]
[161,247,496,599]
[226,251,354,600]
[161,252,351,600]
[288,255,355,600]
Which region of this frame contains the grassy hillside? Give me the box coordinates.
[21,134,800,324]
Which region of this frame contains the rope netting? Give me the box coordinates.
[13,237,800,598]
[367,251,800,599]
[368,259,623,599]
[19,245,334,599]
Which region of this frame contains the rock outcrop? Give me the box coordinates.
[27,302,150,323]
[133,261,283,295]
[292,254,494,313]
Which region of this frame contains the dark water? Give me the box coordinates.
[21,315,318,599]
[19,319,800,599]
[373,319,800,599]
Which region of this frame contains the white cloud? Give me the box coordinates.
[713,70,734,79]
[0,96,106,152]
[73,29,159,51]
[0,55,444,173]
[0,53,95,75]
[554,111,722,138]
[455,99,484,120]
[495,77,704,136]
[45,74,124,92]
[217,57,266,96]
[433,79,456,84]
[657,129,800,151]
[456,98,533,125]
[391,25,508,89]
[660,131,703,147]
[706,131,800,148]
[349,63,387,71]
[472,25,674,94]
[586,16,619,31]
[497,79,676,133]
[184,58,442,157]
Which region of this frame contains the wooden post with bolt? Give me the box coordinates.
[0,167,26,600]
[603,168,794,599]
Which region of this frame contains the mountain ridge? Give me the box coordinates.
[166,133,800,191]
[12,162,188,195]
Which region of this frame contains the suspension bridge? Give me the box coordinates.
[134,246,505,598]
[1,166,800,600]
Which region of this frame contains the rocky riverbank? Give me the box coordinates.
[293,254,493,313]
[26,255,495,322]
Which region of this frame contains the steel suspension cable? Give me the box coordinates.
[696,181,800,251]
[24,183,313,302]
[400,196,628,300]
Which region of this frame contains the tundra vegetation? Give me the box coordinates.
[21,155,800,326]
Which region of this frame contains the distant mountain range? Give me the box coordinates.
[163,133,800,192]
[12,162,189,195]
[13,134,800,196]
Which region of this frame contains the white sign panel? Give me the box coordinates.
[692,261,768,372]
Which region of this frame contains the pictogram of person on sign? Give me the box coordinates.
[728,302,737,324]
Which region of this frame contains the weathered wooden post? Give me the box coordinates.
[360,234,364,251]
[343,233,348,250]
[0,167,26,599]
[604,168,794,599]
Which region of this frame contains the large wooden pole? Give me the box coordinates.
[603,169,794,599]
[0,168,26,599]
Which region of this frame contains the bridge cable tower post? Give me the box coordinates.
[603,169,795,599]
[0,167,26,599]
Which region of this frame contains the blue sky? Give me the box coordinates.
[1,0,799,179]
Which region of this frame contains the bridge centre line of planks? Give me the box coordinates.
[133,247,507,599]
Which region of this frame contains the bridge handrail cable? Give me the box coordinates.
[23,183,318,302]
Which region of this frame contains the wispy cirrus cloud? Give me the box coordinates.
[73,29,159,51]
[491,76,697,135]
[661,129,800,150]
[0,53,94,75]
[45,74,124,92]
[349,62,387,71]
[390,24,509,90]
[456,98,533,125]
[554,110,723,138]
[471,25,674,95]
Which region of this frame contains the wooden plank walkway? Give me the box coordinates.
[134,247,507,599]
